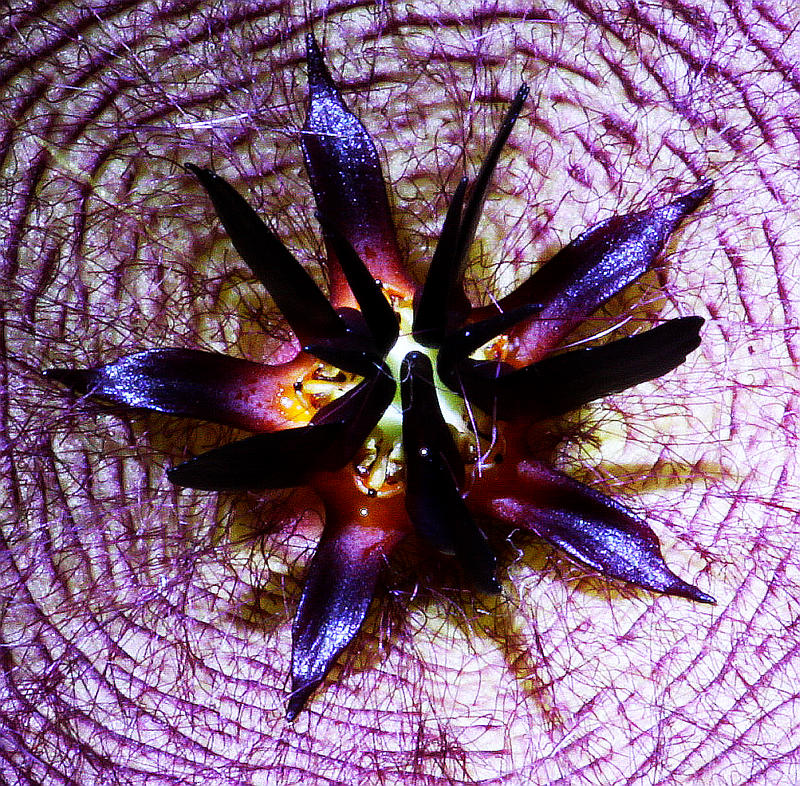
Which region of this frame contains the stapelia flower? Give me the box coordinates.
[46,33,715,720]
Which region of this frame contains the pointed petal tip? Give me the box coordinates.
[165,464,191,488]
[696,589,717,605]
[43,367,90,392]
[674,179,714,215]
[304,31,320,60]
[184,162,221,189]
[285,679,319,721]
[513,82,530,107]
[305,32,335,95]
[671,314,704,352]
[665,577,716,605]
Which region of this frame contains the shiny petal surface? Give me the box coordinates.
[300,33,412,302]
[44,349,303,431]
[499,181,713,362]
[454,316,704,420]
[401,352,499,593]
[187,163,349,349]
[475,459,714,603]
[166,423,346,491]
[288,520,398,721]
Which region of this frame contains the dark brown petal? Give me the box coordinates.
[44,348,302,431]
[167,362,395,492]
[412,176,470,346]
[316,219,399,355]
[166,423,347,491]
[186,163,351,350]
[413,85,529,346]
[452,84,529,291]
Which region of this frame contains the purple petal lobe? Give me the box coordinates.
[401,352,499,593]
[301,34,404,295]
[186,163,348,348]
[288,523,387,720]
[489,461,715,603]
[166,423,346,491]
[44,349,294,431]
[501,181,714,360]
[457,316,704,420]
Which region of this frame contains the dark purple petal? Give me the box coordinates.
[412,177,470,346]
[500,181,714,360]
[454,316,704,420]
[44,349,296,431]
[484,460,714,603]
[186,163,349,349]
[166,423,346,491]
[401,352,499,593]
[316,218,399,354]
[301,34,409,298]
[288,522,389,721]
[453,84,529,283]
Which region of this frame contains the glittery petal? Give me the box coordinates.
[288,519,400,721]
[44,349,306,431]
[401,352,500,593]
[499,181,714,363]
[474,460,714,603]
[456,316,704,420]
[186,163,350,349]
[301,33,413,302]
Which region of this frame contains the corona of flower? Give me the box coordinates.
[46,34,715,720]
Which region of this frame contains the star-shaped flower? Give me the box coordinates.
[46,33,714,720]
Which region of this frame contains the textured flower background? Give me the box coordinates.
[2,1,799,785]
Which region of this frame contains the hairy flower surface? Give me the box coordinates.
[46,33,714,720]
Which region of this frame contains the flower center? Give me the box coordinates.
[286,293,507,499]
